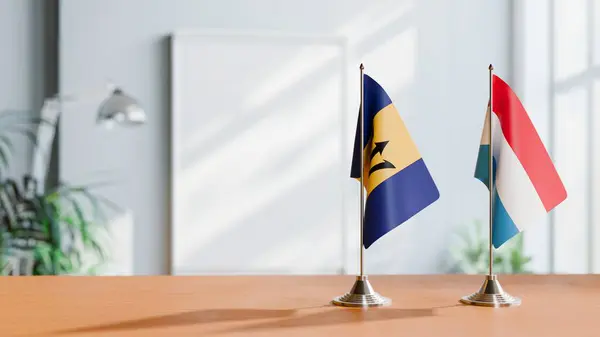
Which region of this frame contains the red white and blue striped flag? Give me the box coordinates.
[475,74,567,248]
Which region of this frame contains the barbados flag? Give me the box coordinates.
[351,74,439,249]
[475,74,567,248]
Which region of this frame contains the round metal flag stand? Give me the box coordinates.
[332,275,390,307]
[460,275,521,307]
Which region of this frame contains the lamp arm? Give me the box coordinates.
[52,81,117,104]
[31,98,62,193]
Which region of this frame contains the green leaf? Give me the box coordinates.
[59,253,73,273]
[34,243,53,274]
[59,215,79,248]
[70,250,82,272]
[52,250,62,274]
[85,261,107,276]
[63,195,91,246]
[90,239,107,262]
[40,198,62,256]
[494,256,504,265]
[0,134,14,164]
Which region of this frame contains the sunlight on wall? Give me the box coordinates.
[243,44,343,111]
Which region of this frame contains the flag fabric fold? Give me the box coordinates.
[351,74,439,249]
[475,74,567,248]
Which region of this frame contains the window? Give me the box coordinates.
[516,0,599,273]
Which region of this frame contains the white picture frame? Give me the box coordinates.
[170,30,353,275]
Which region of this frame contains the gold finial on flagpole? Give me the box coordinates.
[331,63,390,308]
[459,64,521,307]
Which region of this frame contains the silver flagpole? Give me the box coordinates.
[332,63,390,307]
[488,64,494,278]
[360,63,365,277]
[460,64,521,307]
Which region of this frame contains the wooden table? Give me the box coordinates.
[1,275,598,337]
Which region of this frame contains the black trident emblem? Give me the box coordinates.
[369,141,396,175]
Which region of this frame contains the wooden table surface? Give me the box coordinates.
[1,275,599,337]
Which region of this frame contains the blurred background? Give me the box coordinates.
[0,0,592,276]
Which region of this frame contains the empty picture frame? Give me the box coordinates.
[170,30,352,275]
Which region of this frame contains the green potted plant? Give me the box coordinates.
[447,219,532,274]
[0,110,119,275]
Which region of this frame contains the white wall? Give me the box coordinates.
[59,0,512,275]
[0,0,54,179]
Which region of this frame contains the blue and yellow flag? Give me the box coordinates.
[351,74,439,248]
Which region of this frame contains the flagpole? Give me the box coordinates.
[359,63,365,277]
[488,64,494,277]
[459,64,520,307]
[331,63,390,307]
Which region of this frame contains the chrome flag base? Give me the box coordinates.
[332,275,391,307]
[460,275,521,307]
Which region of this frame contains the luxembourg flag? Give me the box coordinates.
[475,74,567,248]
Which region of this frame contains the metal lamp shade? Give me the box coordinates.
[96,88,146,127]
